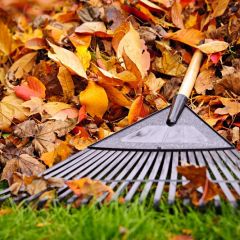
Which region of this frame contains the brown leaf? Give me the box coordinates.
[177,165,223,205]
[211,0,230,18]
[215,98,240,116]
[66,178,114,202]
[194,69,215,95]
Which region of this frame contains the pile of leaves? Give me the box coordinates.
[0,0,239,205]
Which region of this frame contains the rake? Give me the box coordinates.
[0,50,239,207]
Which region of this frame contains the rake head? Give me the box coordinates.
[0,106,239,207]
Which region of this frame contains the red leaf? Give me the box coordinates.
[78,105,87,123]
[210,52,222,64]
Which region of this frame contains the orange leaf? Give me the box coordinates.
[164,29,205,47]
[215,98,240,116]
[25,38,47,50]
[66,178,114,202]
[171,0,184,29]
[79,81,108,118]
[128,95,149,124]
[14,76,46,101]
[78,105,87,123]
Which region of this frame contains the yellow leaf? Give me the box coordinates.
[57,66,75,101]
[0,20,12,55]
[211,0,230,18]
[43,102,72,116]
[116,23,150,78]
[76,46,91,71]
[80,81,108,118]
[69,136,95,150]
[153,50,187,77]
[0,94,28,131]
[197,41,229,54]
[48,41,87,79]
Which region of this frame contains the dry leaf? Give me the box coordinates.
[57,66,74,101]
[66,178,114,202]
[153,50,187,77]
[0,20,12,55]
[76,46,91,71]
[0,94,28,131]
[211,0,230,19]
[194,69,215,94]
[79,81,108,118]
[75,22,110,37]
[128,95,149,124]
[115,23,150,78]
[7,52,37,79]
[48,41,87,79]
[197,41,229,54]
[171,0,184,29]
[14,76,46,100]
[164,29,205,47]
[215,98,240,116]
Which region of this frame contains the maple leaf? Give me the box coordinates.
[41,141,73,167]
[215,98,240,116]
[47,41,87,79]
[66,178,114,202]
[79,81,108,118]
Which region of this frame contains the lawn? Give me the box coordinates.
[0,201,239,240]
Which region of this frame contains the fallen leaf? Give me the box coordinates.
[43,102,72,116]
[211,0,230,19]
[14,76,46,100]
[164,29,205,47]
[144,72,165,94]
[0,209,12,216]
[66,178,114,202]
[194,69,215,94]
[22,97,44,116]
[0,20,12,55]
[68,135,95,150]
[41,141,73,167]
[128,95,149,124]
[153,50,187,77]
[215,98,240,116]
[48,41,87,79]
[0,94,28,131]
[78,105,87,123]
[115,23,150,78]
[171,0,184,29]
[79,81,108,118]
[50,108,79,121]
[76,46,91,71]
[104,86,131,107]
[170,235,193,240]
[177,165,223,205]
[57,66,75,101]
[7,52,37,79]
[197,41,229,54]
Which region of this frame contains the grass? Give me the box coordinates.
[0,201,239,240]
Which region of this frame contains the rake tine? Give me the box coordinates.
[43,149,95,176]
[168,152,179,204]
[45,150,108,179]
[125,152,157,202]
[218,150,240,178]
[210,151,240,195]
[111,152,150,201]
[224,150,240,169]
[202,151,236,205]
[139,152,164,203]
[154,152,171,207]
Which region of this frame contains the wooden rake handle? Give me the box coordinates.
[167,50,203,126]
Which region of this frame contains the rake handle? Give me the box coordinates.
[167,50,203,126]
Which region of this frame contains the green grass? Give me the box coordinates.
[0,201,239,240]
